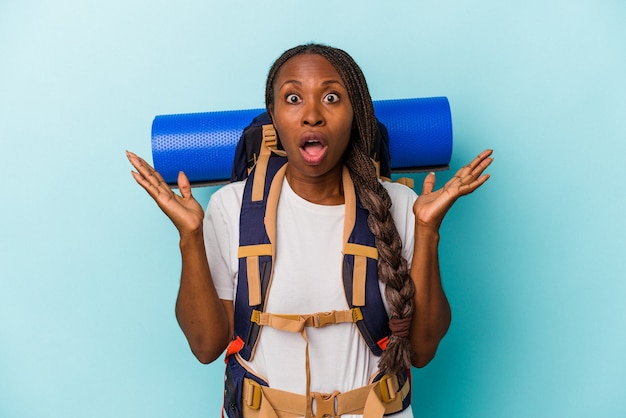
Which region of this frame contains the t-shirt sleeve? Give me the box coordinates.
[203,183,244,301]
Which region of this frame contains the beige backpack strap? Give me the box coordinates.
[343,242,378,307]
[237,162,286,309]
[237,244,272,306]
[341,167,379,307]
[250,309,356,333]
[251,124,286,202]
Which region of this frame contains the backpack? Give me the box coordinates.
[222,118,412,416]
[228,112,403,360]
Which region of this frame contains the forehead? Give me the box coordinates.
[274,54,344,86]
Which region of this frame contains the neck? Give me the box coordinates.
[285,165,345,205]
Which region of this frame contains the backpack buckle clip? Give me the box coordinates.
[311,391,339,417]
[378,374,399,403]
[314,311,336,328]
[244,378,262,410]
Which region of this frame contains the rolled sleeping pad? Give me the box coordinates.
[151,96,453,186]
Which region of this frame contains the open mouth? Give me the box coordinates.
[302,140,325,154]
[299,136,328,165]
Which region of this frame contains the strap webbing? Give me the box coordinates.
[251,309,356,332]
[246,256,262,306]
[344,243,378,260]
[353,255,367,307]
[251,125,278,202]
[238,244,273,258]
[238,244,273,307]
[343,244,378,307]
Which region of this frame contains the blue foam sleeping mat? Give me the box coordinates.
[151,96,453,186]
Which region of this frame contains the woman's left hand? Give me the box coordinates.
[414,149,493,230]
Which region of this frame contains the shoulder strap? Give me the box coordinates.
[234,125,286,361]
[341,169,390,356]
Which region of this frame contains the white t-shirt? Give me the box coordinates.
[204,177,417,418]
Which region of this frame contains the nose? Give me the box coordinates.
[302,101,324,126]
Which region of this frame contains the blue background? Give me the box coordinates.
[1,1,624,417]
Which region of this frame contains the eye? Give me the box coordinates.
[324,93,340,103]
[286,94,301,104]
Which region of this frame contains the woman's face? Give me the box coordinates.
[269,53,354,182]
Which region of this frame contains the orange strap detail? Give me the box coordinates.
[377,336,389,351]
[224,336,245,363]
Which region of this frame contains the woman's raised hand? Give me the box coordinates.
[414,149,493,230]
[126,151,204,236]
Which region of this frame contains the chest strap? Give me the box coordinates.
[250,309,358,332]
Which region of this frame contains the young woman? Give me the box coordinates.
[127,43,493,417]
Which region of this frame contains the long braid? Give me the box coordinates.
[266,44,415,375]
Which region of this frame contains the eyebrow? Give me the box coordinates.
[279,79,344,88]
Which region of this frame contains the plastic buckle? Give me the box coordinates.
[250,309,261,325]
[314,311,336,328]
[312,391,339,417]
[245,379,262,410]
[378,374,398,403]
[352,307,363,322]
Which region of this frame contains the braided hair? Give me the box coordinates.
[265,43,415,375]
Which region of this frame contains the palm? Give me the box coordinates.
[414,149,493,229]
[154,182,204,234]
[127,151,204,235]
